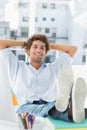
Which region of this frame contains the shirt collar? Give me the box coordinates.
[26,62,47,68]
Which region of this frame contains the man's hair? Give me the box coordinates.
[23,34,50,52]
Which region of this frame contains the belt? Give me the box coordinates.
[33,99,48,105]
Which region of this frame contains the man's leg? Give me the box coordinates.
[55,65,74,112]
[49,73,87,122]
[85,109,87,118]
[48,65,74,122]
[48,105,72,122]
[48,77,87,123]
[72,77,87,122]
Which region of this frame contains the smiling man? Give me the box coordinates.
[0,34,86,124]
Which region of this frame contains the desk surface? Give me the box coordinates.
[0,117,52,130]
[0,120,20,130]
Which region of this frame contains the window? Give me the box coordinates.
[52,33,56,37]
[35,17,38,22]
[11,50,16,55]
[45,28,50,33]
[50,3,56,9]
[21,27,28,37]
[42,17,46,21]
[11,31,16,37]
[18,55,25,61]
[42,3,47,8]
[82,55,86,63]
[51,18,55,21]
[22,17,29,22]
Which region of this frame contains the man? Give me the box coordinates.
[0,34,86,124]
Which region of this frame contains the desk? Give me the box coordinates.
[0,117,54,130]
[0,120,20,130]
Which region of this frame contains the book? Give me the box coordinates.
[46,117,87,130]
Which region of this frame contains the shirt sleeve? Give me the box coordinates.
[50,51,73,76]
[0,48,19,84]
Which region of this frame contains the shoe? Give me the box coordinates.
[48,106,61,119]
[72,77,87,122]
[55,65,74,112]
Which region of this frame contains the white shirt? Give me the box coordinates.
[0,48,72,109]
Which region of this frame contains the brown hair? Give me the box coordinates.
[23,34,50,52]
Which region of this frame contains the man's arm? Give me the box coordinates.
[50,44,77,57]
[0,40,24,50]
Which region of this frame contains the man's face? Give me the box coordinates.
[27,40,47,63]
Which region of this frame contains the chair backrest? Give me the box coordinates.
[0,55,16,121]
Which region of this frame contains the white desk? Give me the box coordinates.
[0,117,54,130]
[0,120,20,130]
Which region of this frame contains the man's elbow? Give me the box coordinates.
[73,46,78,54]
[70,46,78,57]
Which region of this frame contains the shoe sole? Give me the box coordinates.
[72,77,87,122]
[55,65,74,112]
